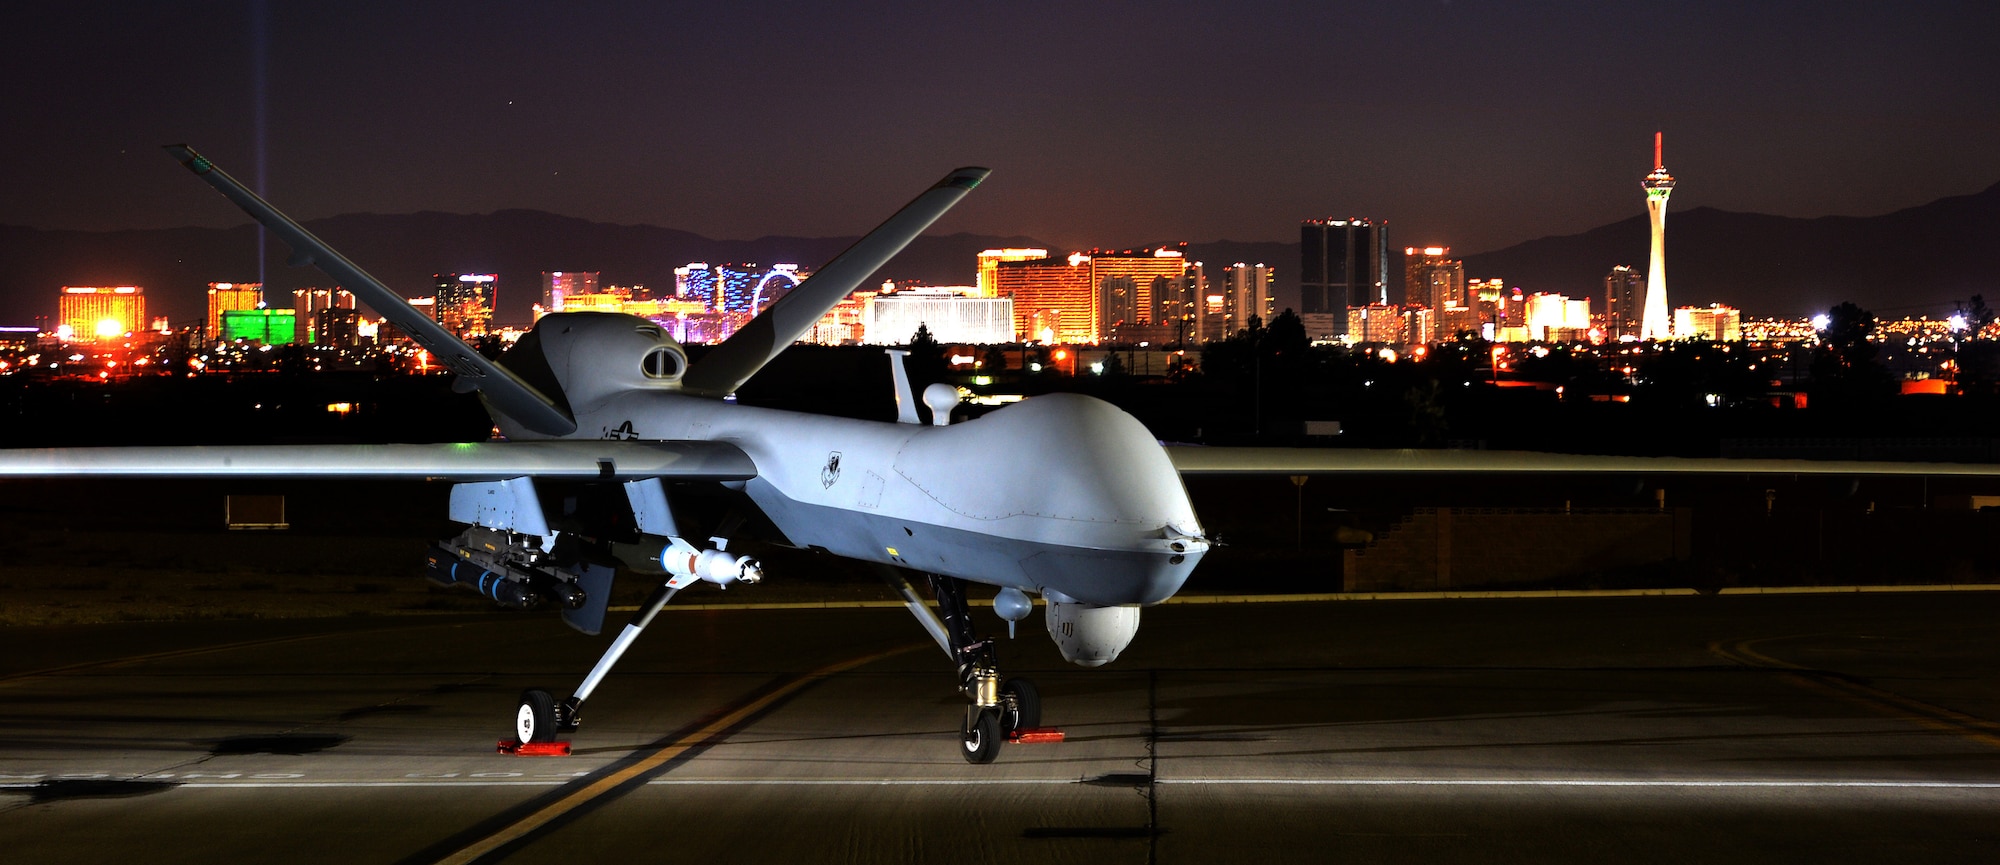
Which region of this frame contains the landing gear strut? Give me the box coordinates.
[513,579,683,744]
[503,521,765,746]
[925,573,1039,764]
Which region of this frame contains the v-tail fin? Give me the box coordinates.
[164,145,577,436]
[677,166,989,398]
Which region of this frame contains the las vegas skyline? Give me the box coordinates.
[4,1,1996,257]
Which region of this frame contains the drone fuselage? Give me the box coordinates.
[513,387,1208,608]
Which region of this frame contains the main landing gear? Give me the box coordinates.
[512,537,761,745]
[514,578,685,744]
[925,574,1040,764]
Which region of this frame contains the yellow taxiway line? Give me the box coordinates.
[1710,636,2000,751]
[430,642,920,865]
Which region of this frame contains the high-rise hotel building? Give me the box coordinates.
[976,249,1048,299]
[294,288,357,345]
[541,271,599,315]
[1404,247,1465,314]
[205,282,261,342]
[434,273,496,337]
[1675,304,1741,342]
[1301,218,1388,338]
[60,286,146,343]
[1223,263,1274,335]
[991,245,1191,344]
[1603,265,1643,339]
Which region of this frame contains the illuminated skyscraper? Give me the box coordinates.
[1177,260,1210,345]
[1674,304,1741,342]
[1524,293,1592,341]
[434,273,496,337]
[1404,247,1464,313]
[292,288,355,344]
[1301,218,1388,338]
[1640,132,1676,340]
[675,263,716,305]
[996,255,1092,343]
[61,286,146,343]
[1094,246,1188,339]
[716,265,761,313]
[1223,263,1274,335]
[1603,265,1643,339]
[1403,306,1435,345]
[1346,303,1403,343]
[206,282,261,341]
[314,308,363,347]
[991,246,1189,344]
[668,263,801,314]
[542,271,599,314]
[977,249,1048,298]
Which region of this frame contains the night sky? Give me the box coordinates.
[6,1,1996,255]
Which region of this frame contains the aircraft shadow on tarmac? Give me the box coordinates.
[1,778,180,805]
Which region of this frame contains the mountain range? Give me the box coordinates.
[3,181,1995,329]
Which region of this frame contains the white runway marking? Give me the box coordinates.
[11,777,2000,791]
[1160,779,2000,789]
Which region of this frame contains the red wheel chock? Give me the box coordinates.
[1007,728,1065,744]
[498,739,572,756]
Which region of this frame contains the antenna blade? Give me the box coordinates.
[679,166,990,397]
[164,145,576,436]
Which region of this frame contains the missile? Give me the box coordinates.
[658,538,762,588]
[424,544,587,610]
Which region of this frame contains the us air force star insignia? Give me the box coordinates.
[821,451,842,488]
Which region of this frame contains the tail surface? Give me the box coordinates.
[677,167,989,397]
[165,144,578,436]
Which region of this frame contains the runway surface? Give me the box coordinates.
[3,592,1998,863]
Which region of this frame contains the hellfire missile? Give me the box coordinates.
[424,544,586,610]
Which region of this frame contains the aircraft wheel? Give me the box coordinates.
[1000,678,1041,734]
[517,689,558,743]
[960,709,1000,764]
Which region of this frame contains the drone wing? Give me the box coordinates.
[1168,447,2000,478]
[0,440,755,481]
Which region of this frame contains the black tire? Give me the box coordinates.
[960,709,1001,764]
[516,689,558,743]
[1000,678,1041,734]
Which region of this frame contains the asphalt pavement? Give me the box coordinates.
[3,592,1997,863]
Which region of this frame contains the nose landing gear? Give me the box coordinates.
[882,568,1053,763]
[930,574,1043,764]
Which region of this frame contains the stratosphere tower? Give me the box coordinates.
[1639,132,1676,340]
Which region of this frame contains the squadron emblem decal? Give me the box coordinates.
[821,451,842,488]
